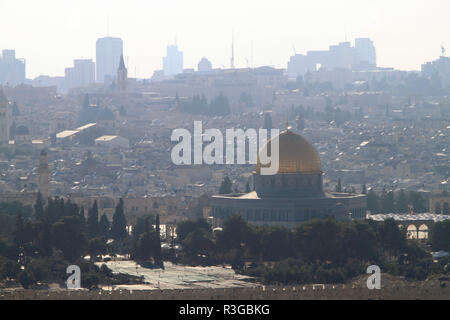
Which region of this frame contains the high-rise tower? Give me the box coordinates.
[162,45,183,76]
[0,87,10,144]
[117,54,128,91]
[38,149,50,200]
[96,37,123,83]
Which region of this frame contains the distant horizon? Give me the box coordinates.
[0,0,448,78]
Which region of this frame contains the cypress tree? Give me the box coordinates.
[245,182,251,193]
[99,214,110,237]
[154,214,162,265]
[34,192,45,221]
[13,214,26,248]
[79,207,86,232]
[335,178,342,193]
[219,176,233,194]
[87,200,99,238]
[111,199,127,240]
[361,184,367,195]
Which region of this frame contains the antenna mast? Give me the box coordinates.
[251,40,254,68]
[231,29,235,69]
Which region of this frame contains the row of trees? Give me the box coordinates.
[176,215,443,284]
[0,194,143,289]
[179,93,231,116]
[366,189,428,214]
[11,194,128,262]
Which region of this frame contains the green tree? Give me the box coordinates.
[132,215,154,241]
[431,220,450,251]
[111,199,127,241]
[182,228,215,260]
[79,207,86,232]
[335,178,342,193]
[12,101,20,117]
[37,221,53,257]
[259,227,294,261]
[294,218,343,264]
[381,190,395,213]
[13,215,26,248]
[263,113,272,130]
[86,237,107,261]
[18,270,36,289]
[134,231,158,261]
[395,190,409,213]
[86,201,99,238]
[98,214,110,237]
[219,176,233,194]
[216,215,250,253]
[408,191,428,213]
[154,214,162,264]
[342,221,378,261]
[361,184,367,195]
[176,218,210,243]
[52,216,85,261]
[34,192,45,221]
[2,260,20,280]
[378,218,406,256]
[367,188,380,213]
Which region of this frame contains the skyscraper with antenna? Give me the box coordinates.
[163,43,183,76]
[96,37,123,83]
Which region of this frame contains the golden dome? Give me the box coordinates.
[255,128,322,174]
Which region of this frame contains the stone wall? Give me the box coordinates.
[2,283,449,300]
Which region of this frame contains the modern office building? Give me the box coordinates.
[0,50,26,86]
[354,38,377,67]
[65,59,95,89]
[163,45,183,76]
[96,37,123,83]
[287,38,377,80]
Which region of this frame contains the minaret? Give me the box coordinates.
[38,149,50,200]
[0,87,10,144]
[117,54,128,91]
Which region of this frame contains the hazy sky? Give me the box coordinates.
[0,0,448,78]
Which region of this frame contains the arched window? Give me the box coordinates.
[418,224,428,240]
[443,202,450,215]
[435,202,442,214]
[407,225,417,239]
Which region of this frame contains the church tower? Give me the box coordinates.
[38,149,50,200]
[0,87,10,144]
[117,54,128,91]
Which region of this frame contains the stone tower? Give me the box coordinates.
[0,87,10,144]
[38,149,50,199]
[117,54,127,91]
